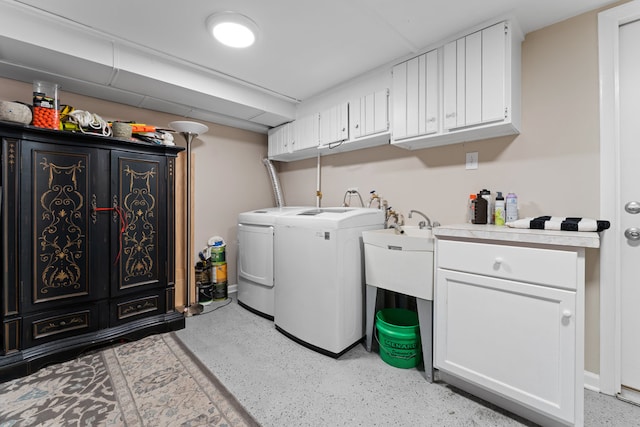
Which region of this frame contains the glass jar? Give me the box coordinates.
[32,80,60,130]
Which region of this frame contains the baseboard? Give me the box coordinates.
[227,283,237,295]
[584,370,600,392]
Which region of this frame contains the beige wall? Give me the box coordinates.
[278,9,605,372]
[0,78,272,306]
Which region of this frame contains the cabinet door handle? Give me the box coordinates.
[562,310,573,318]
[494,256,504,265]
[91,194,97,224]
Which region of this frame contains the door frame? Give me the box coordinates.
[598,0,640,396]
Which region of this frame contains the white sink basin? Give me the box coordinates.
[362,226,434,300]
[362,226,434,251]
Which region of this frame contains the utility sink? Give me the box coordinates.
[362,226,435,300]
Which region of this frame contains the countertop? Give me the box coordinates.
[433,223,601,249]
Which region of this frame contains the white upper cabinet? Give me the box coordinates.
[351,89,389,139]
[294,113,320,152]
[319,102,349,146]
[443,22,506,130]
[393,49,438,140]
[319,92,390,157]
[270,19,521,160]
[267,121,293,159]
[267,113,320,161]
[393,20,522,150]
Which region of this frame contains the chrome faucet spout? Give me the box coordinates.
[408,209,432,230]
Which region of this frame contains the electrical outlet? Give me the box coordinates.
[466,152,478,170]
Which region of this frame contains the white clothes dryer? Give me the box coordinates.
[237,207,311,319]
[274,207,385,357]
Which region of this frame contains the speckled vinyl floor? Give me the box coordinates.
[175,296,640,427]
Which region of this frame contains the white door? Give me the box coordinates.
[619,18,640,401]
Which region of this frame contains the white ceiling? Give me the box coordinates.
[0,0,619,132]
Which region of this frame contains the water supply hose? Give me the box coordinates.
[262,158,284,207]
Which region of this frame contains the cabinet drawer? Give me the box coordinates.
[110,291,166,326]
[436,239,578,290]
[23,303,107,349]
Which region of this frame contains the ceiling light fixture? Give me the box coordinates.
[206,12,259,48]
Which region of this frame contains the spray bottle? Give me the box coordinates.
[494,192,505,226]
[506,192,518,222]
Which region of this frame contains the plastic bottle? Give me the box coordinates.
[474,193,488,224]
[467,194,477,223]
[506,192,518,222]
[480,189,493,224]
[494,192,505,226]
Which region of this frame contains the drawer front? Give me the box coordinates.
[110,291,166,326]
[436,239,578,290]
[23,303,106,349]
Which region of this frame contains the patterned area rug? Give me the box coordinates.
[0,333,260,426]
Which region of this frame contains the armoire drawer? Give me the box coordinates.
[22,302,108,349]
[110,291,167,326]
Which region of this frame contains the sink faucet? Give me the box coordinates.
[408,209,433,230]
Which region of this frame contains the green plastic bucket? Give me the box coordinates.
[375,308,422,369]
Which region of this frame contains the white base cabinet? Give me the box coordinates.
[434,226,600,427]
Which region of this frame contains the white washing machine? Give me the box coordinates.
[237,207,311,319]
[274,207,385,357]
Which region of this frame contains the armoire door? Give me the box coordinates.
[111,151,167,297]
[20,140,110,314]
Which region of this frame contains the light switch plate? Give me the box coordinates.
[466,152,478,170]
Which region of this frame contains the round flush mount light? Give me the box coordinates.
[206,12,259,48]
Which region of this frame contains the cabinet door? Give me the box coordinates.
[423,50,439,135]
[442,39,468,128]
[392,60,408,139]
[465,31,482,126]
[443,40,458,129]
[111,151,167,297]
[293,113,320,151]
[268,123,291,158]
[443,22,507,130]
[482,22,506,123]
[393,50,438,140]
[351,90,389,139]
[20,141,110,314]
[435,268,576,424]
[319,102,348,145]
